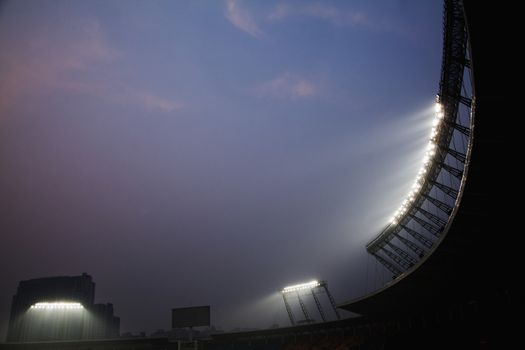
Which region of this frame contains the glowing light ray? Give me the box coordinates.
[389,101,444,225]
[282,280,320,293]
[30,302,84,310]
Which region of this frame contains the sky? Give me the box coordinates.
[0,0,443,337]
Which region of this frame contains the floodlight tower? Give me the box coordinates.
[30,302,84,310]
[281,280,340,325]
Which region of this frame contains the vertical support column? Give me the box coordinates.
[297,292,312,323]
[322,283,341,320]
[282,293,295,326]
[311,289,326,322]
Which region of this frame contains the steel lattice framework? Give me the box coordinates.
[281,281,340,326]
[367,0,474,279]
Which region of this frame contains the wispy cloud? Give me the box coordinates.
[0,18,183,118]
[136,92,184,112]
[60,19,122,70]
[267,4,289,21]
[0,19,119,116]
[268,2,368,28]
[256,73,317,99]
[225,0,264,38]
[57,80,184,113]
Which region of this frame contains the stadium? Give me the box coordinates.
[0,0,514,348]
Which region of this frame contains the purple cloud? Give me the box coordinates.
[256,73,317,99]
[0,18,183,118]
[225,0,264,38]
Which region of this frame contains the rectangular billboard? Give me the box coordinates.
[172,305,210,328]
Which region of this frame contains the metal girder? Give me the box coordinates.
[372,252,402,277]
[447,148,467,163]
[439,0,468,113]
[409,213,441,236]
[400,224,434,249]
[438,161,463,179]
[458,95,472,108]
[436,0,468,196]
[363,0,473,296]
[380,246,412,270]
[282,293,295,326]
[416,207,447,227]
[281,281,340,325]
[365,0,472,278]
[423,193,453,214]
[394,232,426,258]
[440,145,466,163]
[453,55,471,69]
[386,241,417,266]
[446,120,470,136]
[430,180,459,199]
[311,289,326,322]
[322,283,341,320]
[297,292,312,323]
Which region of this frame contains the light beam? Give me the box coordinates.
[389,101,444,224]
[30,302,84,310]
[282,280,320,293]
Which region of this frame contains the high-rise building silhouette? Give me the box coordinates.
[7,273,119,342]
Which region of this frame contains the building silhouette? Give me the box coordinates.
[7,273,119,342]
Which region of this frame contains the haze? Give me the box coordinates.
[0,0,442,337]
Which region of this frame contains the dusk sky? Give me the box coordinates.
[0,0,442,337]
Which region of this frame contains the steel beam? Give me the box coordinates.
[438,161,463,179]
[430,180,459,199]
[282,293,295,326]
[311,289,327,322]
[394,232,426,258]
[380,246,412,270]
[372,252,402,277]
[322,283,341,320]
[297,292,312,323]
[458,95,472,108]
[416,207,447,227]
[400,224,434,249]
[409,213,441,236]
[440,145,466,163]
[423,193,453,214]
[446,120,470,136]
[386,241,417,266]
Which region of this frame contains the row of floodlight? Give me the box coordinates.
[282,280,320,293]
[27,282,324,309]
[30,302,84,310]
[389,101,445,225]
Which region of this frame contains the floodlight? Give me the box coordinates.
[282,280,320,293]
[30,302,84,310]
[387,101,446,228]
